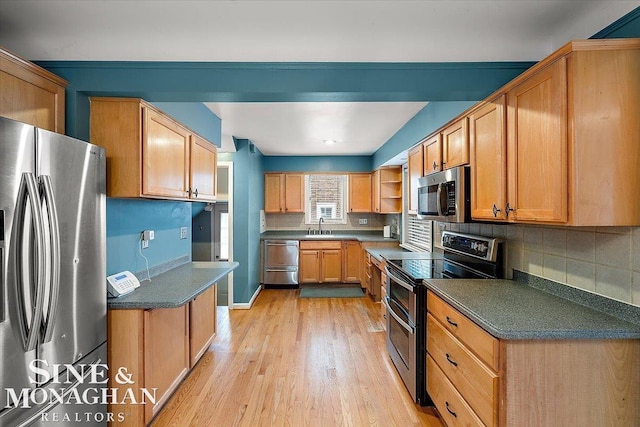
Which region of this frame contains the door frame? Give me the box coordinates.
[218,161,234,309]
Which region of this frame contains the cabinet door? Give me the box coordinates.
[349,173,372,213]
[189,285,217,367]
[407,145,423,214]
[443,117,469,169]
[144,306,190,422]
[342,241,361,283]
[143,108,190,198]
[321,250,343,283]
[190,135,217,202]
[423,134,443,175]
[264,173,284,213]
[470,96,507,221]
[507,58,567,223]
[371,170,380,213]
[284,173,305,213]
[299,250,320,283]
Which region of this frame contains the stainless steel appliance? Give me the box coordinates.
[417,166,470,222]
[0,117,107,426]
[383,231,503,405]
[262,240,299,286]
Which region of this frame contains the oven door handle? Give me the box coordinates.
[384,266,415,293]
[384,297,415,335]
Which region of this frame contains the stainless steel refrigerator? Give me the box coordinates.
[0,116,107,426]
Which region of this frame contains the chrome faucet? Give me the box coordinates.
[318,216,324,234]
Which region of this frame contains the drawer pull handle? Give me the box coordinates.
[446,402,457,418]
[446,316,458,327]
[446,353,458,367]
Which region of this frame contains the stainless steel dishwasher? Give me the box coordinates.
[262,240,299,287]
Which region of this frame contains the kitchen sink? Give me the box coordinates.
[304,234,339,239]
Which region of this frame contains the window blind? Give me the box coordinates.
[305,175,347,224]
[404,215,432,251]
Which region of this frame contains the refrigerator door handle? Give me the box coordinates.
[40,175,60,343]
[15,173,47,352]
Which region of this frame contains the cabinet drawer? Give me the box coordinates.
[427,292,499,370]
[427,314,498,426]
[427,356,484,427]
[299,240,342,250]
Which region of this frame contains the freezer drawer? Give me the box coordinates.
[264,270,298,285]
[264,240,299,268]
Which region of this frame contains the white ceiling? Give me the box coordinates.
[1,0,637,156]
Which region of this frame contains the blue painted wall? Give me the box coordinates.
[106,199,191,276]
[151,102,222,147]
[591,6,640,39]
[232,139,264,303]
[263,156,371,172]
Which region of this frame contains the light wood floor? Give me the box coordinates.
[152,289,443,427]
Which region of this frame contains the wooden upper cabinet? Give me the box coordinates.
[349,173,372,213]
[377,166,402,214]
[284,174,305,213]
[264,173,304,213]
[422,134,443,175]
[407,145,423,214]
[507,58,568,223]
[190,134,217,202]
[469,95,507,221]
[0,47,67,133]
[90,97,218,201]
[442,117,469,169]
[143,107,191,199]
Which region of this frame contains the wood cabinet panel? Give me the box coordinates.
[264,173,284,213]
[321,249,342,283]
[407,145,423,214]
[299,240,341,250]
[299,250,320,283]
[470,95,507,221]
[427,356,484,427]
[442,117,469,169]
[349,173,372,213]
[342,241,361,283]
[143,107,190,198]
[507,58,568,223]
[189,285,217,367]
[284,173,305,213]
[264,173,305,213]
[377,166,402,214]
[190,135,217,202]
[371,170,380,213]
[422,134,443,175]
[427,293,499,371]
[144,306,190,422]
[427,315,498,426]
[0,47,67,133]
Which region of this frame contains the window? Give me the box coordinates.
[402,166,433,251]
[305,174,347,224]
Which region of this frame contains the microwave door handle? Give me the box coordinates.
[40,175,60,343]
[436,183,444,216]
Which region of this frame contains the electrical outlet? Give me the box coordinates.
[180,227,188,239]
[359,218,368,225]
[142,229,154,240]
[141,240,149,249]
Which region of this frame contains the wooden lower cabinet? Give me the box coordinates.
[299,241,342,284]
[108,287,218,426]
[426,292,640,426]
[342,241,361,283]
[189,285,217,367]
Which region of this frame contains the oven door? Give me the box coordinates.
[384,267,417,401]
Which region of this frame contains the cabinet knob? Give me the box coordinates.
[492,204,501,217]
[194,188,198,198]
[505,202,516,217]
[433,161,437,171]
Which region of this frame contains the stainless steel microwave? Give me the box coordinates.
[417,166,470,222]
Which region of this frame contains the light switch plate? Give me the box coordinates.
[359,218,368,225]
[180,227,188,239]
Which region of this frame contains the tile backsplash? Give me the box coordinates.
[435,222,640,307]
[265,213,395,231]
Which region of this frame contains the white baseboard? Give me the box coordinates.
[233,285,261,310]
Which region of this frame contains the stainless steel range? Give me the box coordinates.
[383,231,503,405]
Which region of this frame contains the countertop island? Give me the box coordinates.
[107,261,239,309]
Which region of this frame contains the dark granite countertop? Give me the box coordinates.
[365,247,441,263]
[424,279,640,340]
[260,230,399,243]
[107,261,239,309]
